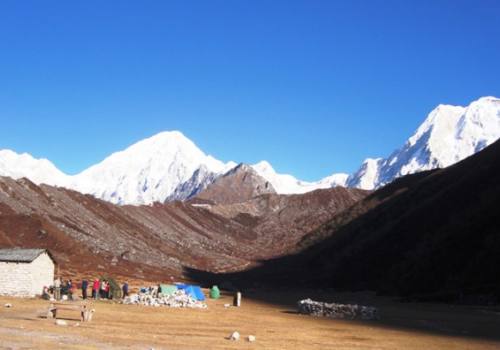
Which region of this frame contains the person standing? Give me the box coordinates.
[68,279,75,301]
[122,281,129,298]
[105,280,110,299]
[92,278,100,300]
[54,277,61,300]
[81,279,88,300]
[100,279,106,299]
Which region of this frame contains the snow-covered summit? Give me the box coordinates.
[348,96,500,189]
[2,96,499,204]
[252,160,348,194]
[69,131,236,204]
[0,149,69,186]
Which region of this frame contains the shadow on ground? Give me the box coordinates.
[184,265,500,343]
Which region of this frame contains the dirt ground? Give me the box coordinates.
[1,289,499,350]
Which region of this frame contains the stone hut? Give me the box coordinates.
[0,248,56,297]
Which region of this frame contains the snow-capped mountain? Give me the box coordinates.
[0,149,69,186]
[1,96,499,204]
[347,96,500,189]
[165,164,220,202]
[252,160,348,194]
[69,131,236,204]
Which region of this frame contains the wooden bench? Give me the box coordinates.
[47,302,94,322]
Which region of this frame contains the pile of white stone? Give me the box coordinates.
[297,298,379,320]
[123,289,207,308]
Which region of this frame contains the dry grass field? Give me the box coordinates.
[1,289,499,350]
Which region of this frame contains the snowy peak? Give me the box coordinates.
[2,96,499,204]
[251,160,348,194]
[70,130,235,205]
[0,149,69,186]
[252,160,276,174]
[349,96,500,190]
[347,158,383,190]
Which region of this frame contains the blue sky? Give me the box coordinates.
[0,1,499,180]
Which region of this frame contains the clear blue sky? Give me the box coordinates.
[0,1,499,180]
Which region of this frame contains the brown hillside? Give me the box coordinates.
[0,176,367,280]
[195,163,275,204]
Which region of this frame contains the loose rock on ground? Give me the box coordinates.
[123,289,207,308]
[297,298,379,320]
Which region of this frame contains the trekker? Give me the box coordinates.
[92,278,100,300]
[42,286,50,300]
[100,279,105,299]
[53,277,61,300]
[105,280,110,299]
[122,281,129,298]
[81,279,88,299]
[61,279,69,296]
[68,279,75,300]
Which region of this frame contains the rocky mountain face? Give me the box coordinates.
[165,165,219,202]
[1,97,499,204]
[195,164,276,205]
[211,138,500,301]
[0,175,368,279]
[347,96,500,189]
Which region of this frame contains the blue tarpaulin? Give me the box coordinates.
[176,284,205,301]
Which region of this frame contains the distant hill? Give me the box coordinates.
[195,163,275,205]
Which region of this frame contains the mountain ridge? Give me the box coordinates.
[1,96,499,204]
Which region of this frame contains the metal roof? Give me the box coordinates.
[0,248,52,263]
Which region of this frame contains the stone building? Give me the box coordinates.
[0,248,56,297]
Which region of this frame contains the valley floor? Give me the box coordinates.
[0,290,499,350]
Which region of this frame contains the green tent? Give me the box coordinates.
[210,285,220,299]
[159,284,177,296]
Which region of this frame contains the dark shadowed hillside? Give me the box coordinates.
[188,139,500,302]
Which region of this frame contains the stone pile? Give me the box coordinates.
[297,298,379,320]
[123,289,207,308]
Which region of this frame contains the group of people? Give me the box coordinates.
[48,277,77,300]
[90,279,112,299]
[48,277,129,300]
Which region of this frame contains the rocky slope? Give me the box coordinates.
[0,175,368,279]
[207,186,368,255]
[195,164,276,205]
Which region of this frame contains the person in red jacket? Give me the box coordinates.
[92,279,100,300]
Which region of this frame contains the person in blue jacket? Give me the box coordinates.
[81,279,88,299]
[122,281,129,298]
